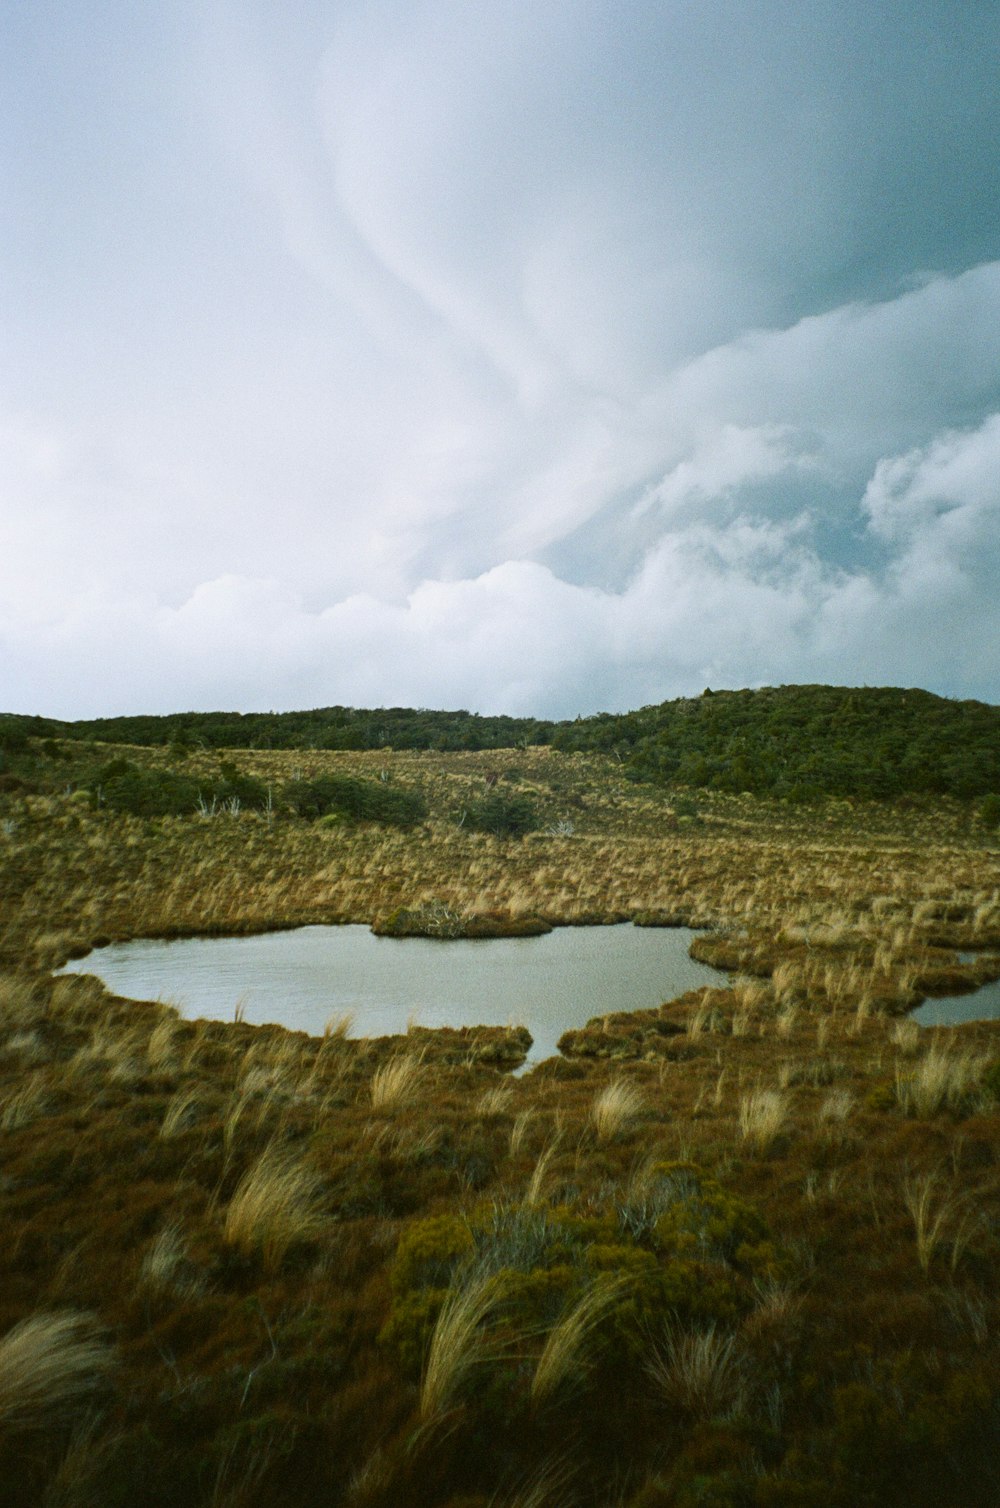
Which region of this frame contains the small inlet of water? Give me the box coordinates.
[913,975,1000,1028]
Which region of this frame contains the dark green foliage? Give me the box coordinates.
[215,761,270,811]
[979,793,1000,828]
[95,759,270,818]
[460,792,539,838]
[98,764,204,817]
[0,718,31,755]
[4,684,1000,800]
[551,684,1000,801]
[18,705,554,752]
[283,774,426,827]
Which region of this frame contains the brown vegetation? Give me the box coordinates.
[0,739,998,1505]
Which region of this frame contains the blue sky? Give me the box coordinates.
[2,0,999,717]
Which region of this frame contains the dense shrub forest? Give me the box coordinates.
[2,684,998,801]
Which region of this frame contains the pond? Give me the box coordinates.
[58,924,730,1066]
[913,976,1000,1028]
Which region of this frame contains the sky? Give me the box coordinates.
[2,0,999,720]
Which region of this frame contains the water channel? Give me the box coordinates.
[58,923,730,1066]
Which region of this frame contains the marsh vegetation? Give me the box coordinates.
[1,723,999,1506]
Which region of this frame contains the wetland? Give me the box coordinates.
[1,721,999,1508]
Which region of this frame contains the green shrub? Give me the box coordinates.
[214,761,270,811]
[979,793,1000,829]
[94,759,270,818]
[460,792,538,838]
[283,774,426,827]
[0,720,30,756]
[98,765,204,818]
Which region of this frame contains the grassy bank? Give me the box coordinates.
[1,742,999,1506]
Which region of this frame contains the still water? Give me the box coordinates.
[58,924,729,1065]
[913,976,1000,1027]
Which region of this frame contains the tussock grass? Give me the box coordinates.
[509,1108,534,1156]
[524,1139,561,1207]
[0,1312,112,1432]
[647,1323,745,1420]
[531,1276,627,1405]
[895,1041,987,1117]
[477,1082,514,1117]
[138,1222,202,1298]
[738,1088,788,1152]
[589,1077,645,1142]
[369,1052,425,1112]
[419,1265,506,1421]
[0,1071,49,1131]
[902,1171,976,1275]
[222,1145,327,1270]
[323,1010,355,1041]
[891,1017,922,1055]
[818,1087,854,1123]
[146,1015,183,1071]
[158,1087,203,1138]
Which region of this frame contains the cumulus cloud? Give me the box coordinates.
[1,1,999,716]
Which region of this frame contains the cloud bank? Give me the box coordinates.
[2,1,999,716]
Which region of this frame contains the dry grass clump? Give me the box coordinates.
[531,1276,626,1406]
[818,1087,854,1123]
[891,1017,922,1055]
[0,1071,50,1131]
[419,1265,506,1421]
[138,1222,203,1298]
[477,1082,515,1118]
[158,1087,203,1138]
[894,1040,988,1117]
[589,1077,645,1142]
[902,1172,977,1275]
[524,1140,561,1207]
[646,1324,745,1420]
[146,1015,184,1071]
[369,1052,425,1112]
[738,1088,788,1152]
[222,1145,327,1270]
[509,1108,534,1155]
[0,1312,112,1432]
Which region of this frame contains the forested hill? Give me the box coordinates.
[2,684,998,801]
[550,685,1000,801]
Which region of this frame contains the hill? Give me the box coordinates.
[2,683,998,801]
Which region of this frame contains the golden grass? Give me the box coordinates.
[419,1265,505,1421]
[901,1171,976,1275]
[477,1082,515,1117]
[524,1139,561,1208]
[738,1088,789,1152]
[894,1040,988,1117]
[0,1312,112,1431]
[221,1144,327,1270]
[0,1070,49,1131]
[531,1276,627,1405]
[159,1087,203,1138]
[369,1051,425,1112]
[588,1077,645,1142]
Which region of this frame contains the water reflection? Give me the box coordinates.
[58,923,729,1066]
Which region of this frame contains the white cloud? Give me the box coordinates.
[2,2,999,717]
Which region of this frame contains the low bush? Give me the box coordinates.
[460,791,539,838]
[283,773,426,827]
